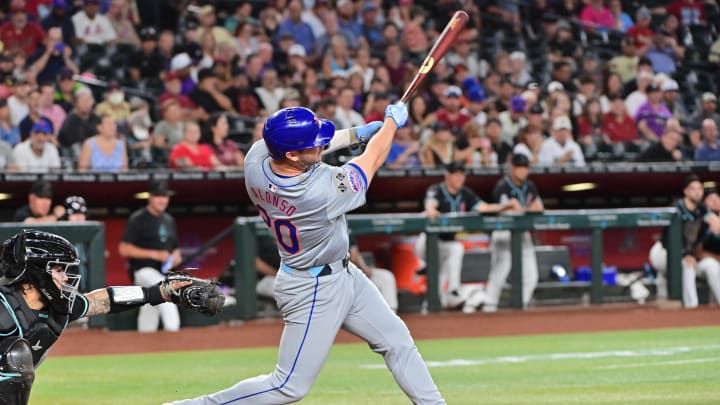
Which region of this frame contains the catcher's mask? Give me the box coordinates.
[0,230,81,314]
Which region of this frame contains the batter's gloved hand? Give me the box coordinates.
[356,121,383,143]
[162,271,225,316]
[385,102,408,127]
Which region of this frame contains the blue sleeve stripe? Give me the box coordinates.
[347,163,368,190]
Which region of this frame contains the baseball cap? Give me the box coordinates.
[444,85,462,98]
[467,86,486,102]
[337,0,352,7]
[526,81,540,91]
[31,180,53,198]
[702,92,717,103]
[139,26,157,41]
[170,53,192,72]
[52,0,66,8]
[165,71,180,81]
[31,119,52,134]
[362,2,378,12]
[198,4,214,16]
[646,84,660,93]
[511,153,530,167]
[636,6,651,19]
[288,44,306,57]
[547,81,564,93]
[552,116,572,131]
[0,54,12,63]
[623,35,637,46]
[510,95,526,113]
[148,180,172,197]
[64,196,87,215]
[84,0,100,5]
[461,77,479,90]
[509,51,526,62]
[444,161,466,174]
[661,79,679,92]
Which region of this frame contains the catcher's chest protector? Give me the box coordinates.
[0,287,66,366]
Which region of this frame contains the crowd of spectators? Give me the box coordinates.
[0,0,719,174]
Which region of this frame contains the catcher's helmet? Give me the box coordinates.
[262,107,335,159]
[64,195,87,216]
[0,230,81,314]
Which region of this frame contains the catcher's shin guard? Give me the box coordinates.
[0,337,35,405]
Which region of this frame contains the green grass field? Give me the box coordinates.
[32,326,720,404]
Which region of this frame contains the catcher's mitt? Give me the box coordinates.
[163,271,225,316]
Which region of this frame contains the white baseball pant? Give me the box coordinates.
[256,270,396,311]
[648,241,702,308]
[134,267,181,332]
[696,257,720,304]
[370,267,399,312]
[414,233,465,308]
[256,275,276,299]
[485,231,538,309]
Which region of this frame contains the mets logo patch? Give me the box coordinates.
[347,170,362,193]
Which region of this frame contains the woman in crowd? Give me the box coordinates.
[0,99,20,146]
[408,95,434,143]
[421,122,459,168]
[512,125,545,167]
[322,34,352,79]
[599,72,624,113]
[233,21,259,65]
[78,114,128,172]
[460,121,498,168]
[204,112,244,169]
[169,121,222,170]
[577,97,605,157]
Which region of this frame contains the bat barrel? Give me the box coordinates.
[399,10,469,104]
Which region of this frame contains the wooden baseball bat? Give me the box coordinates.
[399,10,470,104]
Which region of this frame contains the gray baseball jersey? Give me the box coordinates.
[243,140,367,268]
[166,139,445,405]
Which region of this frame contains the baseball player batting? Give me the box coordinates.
[166,104,446,403]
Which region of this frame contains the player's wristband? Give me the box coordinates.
[106,285,165,313]
[321,128,358,156]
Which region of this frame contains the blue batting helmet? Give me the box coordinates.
[262,107,335,159]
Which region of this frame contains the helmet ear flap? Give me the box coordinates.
[1,231,27,282]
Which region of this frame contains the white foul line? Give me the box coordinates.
[360,344,720,369]
[597,357,720,370]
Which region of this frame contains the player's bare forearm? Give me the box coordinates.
[84,289,112,316]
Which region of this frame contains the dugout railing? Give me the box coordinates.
[0,222,107,327]
[231,208,682,319]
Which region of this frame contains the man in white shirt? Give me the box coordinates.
[538,116,586,167]
[71,0,116,46]
[13,120,61,173]
[8,79,30,127]
[334,87,365,128]
[498,95,528,143]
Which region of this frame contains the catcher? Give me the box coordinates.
[0,230,223,404]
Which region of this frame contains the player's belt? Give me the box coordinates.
[280,256,349,277]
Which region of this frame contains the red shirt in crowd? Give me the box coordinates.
[158,92,197,110]
[626,25,654,49]
[435,109,472,133]
[602,112,638,142]
[666,0,705,26]
[168,143,215,170]
[0,20,46,57]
